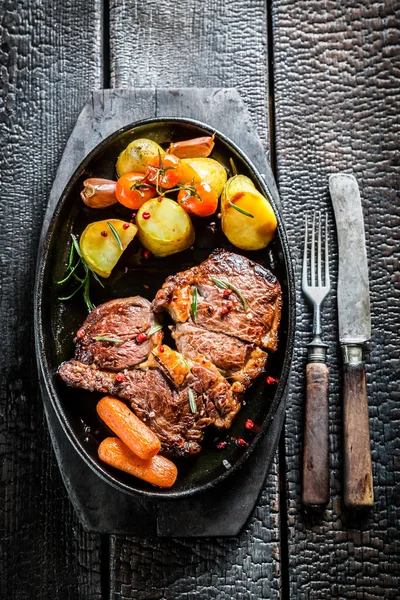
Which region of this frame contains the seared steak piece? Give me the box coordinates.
[172,321,267,392]
[58,360,212,456]
[74,297,162,371]
[146,345,241,428]
[152,249,282,351]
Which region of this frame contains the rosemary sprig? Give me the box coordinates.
[188,388,197,414]
[147,324,163,337]
[93,336,124,344]
[210,276,248,310]
[57,234,104,312]
[107,221,123,250]
[228,200,254,218]
[191,286,198,321]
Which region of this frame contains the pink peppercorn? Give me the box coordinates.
[115,373,125,382]
[136,333,148,343]
[142,212,151,220]
[237,438,248,448]
[245,419,254,430]
[101,231,108,237]
[158,345,164,353]
[123,223,130,230]
[76,328,85,339]
[217,441,226,450]
[143,250,152,259]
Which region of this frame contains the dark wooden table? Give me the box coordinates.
[1,1,399,598]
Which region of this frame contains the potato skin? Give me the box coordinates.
[80,219,137,278]
[221,175,277,251]
[136,197,195,257]
[181,158,227,197]
[116,138,165,176]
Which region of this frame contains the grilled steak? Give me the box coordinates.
[58,343,241,455]
[58,360,212,456]
[152,249,282,351]
[172,321,267,392]
[74,297,162,371]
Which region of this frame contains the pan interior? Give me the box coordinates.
[39,120,291,497]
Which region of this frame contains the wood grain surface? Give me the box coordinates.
[0,1,103,598]
[272,0,400,597]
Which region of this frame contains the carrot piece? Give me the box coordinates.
[97,396,161,460]
[98,437,178,488]
[168,136,215,159]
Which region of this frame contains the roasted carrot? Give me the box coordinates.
[97,396,161,460]
[98,437,178,488]
[168,136,215,159]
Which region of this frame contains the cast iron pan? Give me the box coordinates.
[35,118,295,500]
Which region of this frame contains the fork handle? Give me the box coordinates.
[302,362,329,507]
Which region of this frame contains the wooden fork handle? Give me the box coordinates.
[302,362,329,507]
[343,362,374,508]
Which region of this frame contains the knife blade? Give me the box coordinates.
[329,173,374,508]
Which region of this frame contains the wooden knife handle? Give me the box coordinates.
[343,363,374,508]
[302,362,329,507]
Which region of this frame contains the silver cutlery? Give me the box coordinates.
[302,212,330,507]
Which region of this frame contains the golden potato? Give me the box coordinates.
[181,157,227,197]
[116,138,165,176]
[136,197,195,257]
[80,219,137,278]
[221,175,277,251]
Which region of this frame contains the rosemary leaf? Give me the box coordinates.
[107,221,123,250]
[57,260,80,285]
[147,324,163,337]
[191,286,198,321]
[83,270,95,312]
[94,336,124,344]
[58,278,86,301]
[228,200,254,218]
[188,388,197,414]
[181,356,191,373]
[210,276,229,290]
[67,240,75,270]
[229,157,238,176]
[210,277,248,310]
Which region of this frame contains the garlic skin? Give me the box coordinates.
[81,178,118,208]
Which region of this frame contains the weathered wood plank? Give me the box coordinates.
[109,1,282,598]
[0,1,103,597]
[272,1,400,598]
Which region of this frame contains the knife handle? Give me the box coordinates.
[302,362,329,507]
[343,362,374,508]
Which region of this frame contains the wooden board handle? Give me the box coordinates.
[302,362,329,507]
[343,363,374,508]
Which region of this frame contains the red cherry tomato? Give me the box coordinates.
[177,181,218,217]
[116,172,157,209]
[145,153,183,189]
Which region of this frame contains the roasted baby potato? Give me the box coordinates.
[181,157,227,197]
[221,175,277,251]
[80,219,137,278]
[136,197,195,257]
[116,138,165,176]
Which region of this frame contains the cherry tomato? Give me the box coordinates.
[116,172,157,209]
[177,181,218,217]
[145,153,183,189]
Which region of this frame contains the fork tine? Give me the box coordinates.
[317,211,322,286]
[302,214,308,288]
[310,213,316,287]
[325,213,330,289]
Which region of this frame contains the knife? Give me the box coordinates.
[329,173,373,508]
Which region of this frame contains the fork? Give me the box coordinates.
[301,213,330,507]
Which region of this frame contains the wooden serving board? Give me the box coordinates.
[38,88,287,536]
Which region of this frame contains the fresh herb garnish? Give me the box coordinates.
[210,277,248,310]
[188,388,197,414]
[58,234,104,312]
[228,200,254,218]
[147,324,163,337]
[191,286,198,321]
[107,221,123,250]
[93,336,124,344]
[171,355,191,374]
[229,157,238,176]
